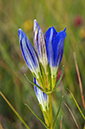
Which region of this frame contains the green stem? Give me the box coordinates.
[48,94,53,129]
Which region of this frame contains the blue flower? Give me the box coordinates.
[18,28,40,78]
[45,27,66,67]
[45,27,67,77]
[33,20,48,72]
[18,19,67,90]
[33,76,49,111]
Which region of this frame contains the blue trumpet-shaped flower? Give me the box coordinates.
[33,77,49,111]
[18,28,40,78]
[45,27,67,76]
[45,27,66,67]
[18,19,67,90]
[45,26,66,88]
[33,20,48,72]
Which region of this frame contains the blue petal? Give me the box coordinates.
[45,27,57,66]
[34,76,38,96]
[43,92,47,101]
[53,28,67,66]
[18,29,39,73]
[33,76,49,111]
[33,20,40,56]
[33,76,46,99]
[33,20,48,66]
[45,27,66,67]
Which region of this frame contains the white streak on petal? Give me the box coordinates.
[48,28,54,66]
[34,20,48,71]
[18,29,40,78]
[34,78,49,111]
[22,38,40,78]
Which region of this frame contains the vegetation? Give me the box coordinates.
[0,0,85,128]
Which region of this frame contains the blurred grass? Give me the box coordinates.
[0,0,85,128]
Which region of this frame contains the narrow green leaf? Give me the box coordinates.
[24,74,43,92]
[68,89,85,120]
[54,65,64,90]
[24,74,54,95]
[25,103,48,129]
[53,96,64,127]
[0,91,30,129]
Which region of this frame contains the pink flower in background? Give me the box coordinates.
[73,15,83,27]
[57,70,65,82]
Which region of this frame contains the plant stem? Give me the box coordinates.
[48,94,53,129]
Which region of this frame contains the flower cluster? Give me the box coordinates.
[18,20,66,111]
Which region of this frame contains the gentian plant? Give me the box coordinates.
[18,20,67,129]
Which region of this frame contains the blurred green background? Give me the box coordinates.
[0,0,85,128]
